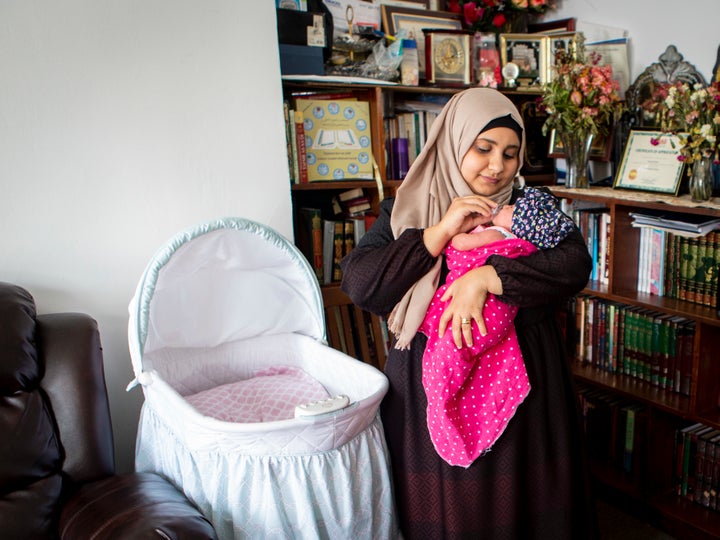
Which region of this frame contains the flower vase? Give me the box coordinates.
[560,131,593,189]
[689,157,713,202]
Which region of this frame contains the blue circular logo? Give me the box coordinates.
[343,107,355,120]
[357,152,369,164]
[333,168,345,179]
[317,163,329,176]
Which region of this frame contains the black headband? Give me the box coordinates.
[481,114,523,142]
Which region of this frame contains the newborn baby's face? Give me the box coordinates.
[492,204,514,230]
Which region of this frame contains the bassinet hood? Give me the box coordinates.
[128,218,325,379]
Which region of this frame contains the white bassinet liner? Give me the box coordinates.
[136,406,395,540]
[137,333,387,455]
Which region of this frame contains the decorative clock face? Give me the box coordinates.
[434,37,465,75]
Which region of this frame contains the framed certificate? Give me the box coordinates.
[613,130,686,195]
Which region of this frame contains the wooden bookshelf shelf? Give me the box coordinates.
[556,186,720,537]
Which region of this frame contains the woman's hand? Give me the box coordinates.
[438,265,503,349]
[423,195,497,257]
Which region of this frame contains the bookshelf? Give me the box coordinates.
[283,80,555,370]
[551,186,720,540]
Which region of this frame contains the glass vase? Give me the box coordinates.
[689,157,713,202]
[560,131,593,189]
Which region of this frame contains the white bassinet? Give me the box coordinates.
[127,217,397,540]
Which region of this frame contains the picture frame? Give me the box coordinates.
[545,31,578,81]
[381,5,462,78]
[548,125,614,162]
[613,130,686,195]
[378,0,429,8]
[499,33,549,86]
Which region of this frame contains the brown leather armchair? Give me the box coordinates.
[0,282,217,539]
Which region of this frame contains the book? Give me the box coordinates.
[649,228,666,296]
[623,404,645,475]
[679,236,694,301]
[343,219,355,257]
[338,187,365,202]
[679,321,696,396]
[705,434,720,510]
[297,207,323,282]
[630,209,720,236]
[295,98,373,182]
[695,233,712,306]
[676,422,705,496]
[283,100,295,184]
[345,196,372,216]
[350,216,367,246]
[697,429,720,506]
[289,109,299,184]
[322,219,335,285]
[709,231,720,308]
[332,220,344,282]
[294,110,308,184]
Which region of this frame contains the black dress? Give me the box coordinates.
[341,190,598,540]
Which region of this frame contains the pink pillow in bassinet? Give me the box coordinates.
[185,366,330,423]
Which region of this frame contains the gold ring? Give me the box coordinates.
[461,318,471,325]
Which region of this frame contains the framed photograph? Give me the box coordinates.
[613,130,686,195]
[548,126,614,162]
[499,34,549,86]
[545,31,578,80]
[381,5,462,78]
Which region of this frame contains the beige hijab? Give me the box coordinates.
[388,88,526,349]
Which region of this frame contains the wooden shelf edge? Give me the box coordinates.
[549,186,720,216]
[572,361,691,415]
[651,492,720,540]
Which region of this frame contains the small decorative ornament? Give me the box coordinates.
[501,62,519,87]
[424,29,474,85]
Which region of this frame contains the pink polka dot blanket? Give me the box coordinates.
[419,238,537,467]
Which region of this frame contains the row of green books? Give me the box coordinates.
[662,230,720,309]
[564,295,695,395]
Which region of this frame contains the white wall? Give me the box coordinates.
[1,0,717,475]
[550,0,718,83]
[0,1,292,472]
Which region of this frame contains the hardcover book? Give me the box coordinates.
[295,99,373,182]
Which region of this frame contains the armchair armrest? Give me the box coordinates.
[59,472,217,539]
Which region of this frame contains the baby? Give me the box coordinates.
[420,187,576,467]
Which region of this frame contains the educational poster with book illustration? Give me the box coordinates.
[295,99,373,181]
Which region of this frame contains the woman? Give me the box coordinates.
[340,88,597,539]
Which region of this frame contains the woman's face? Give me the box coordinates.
[460,126,521,196]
